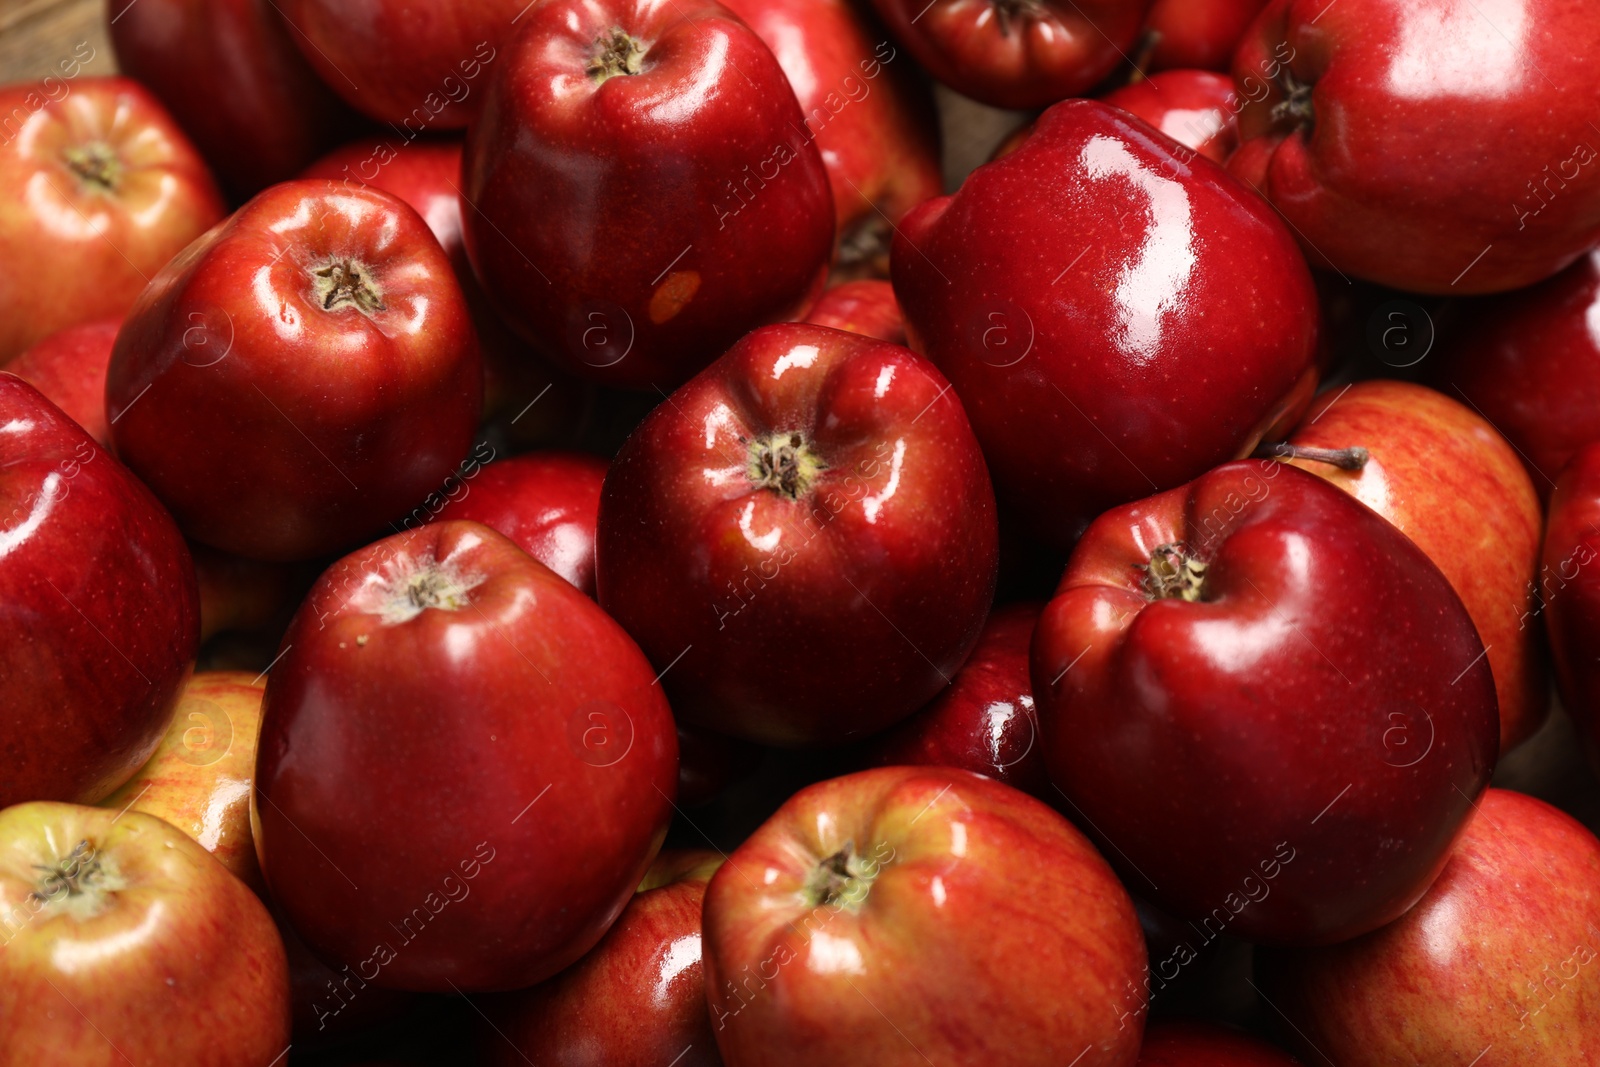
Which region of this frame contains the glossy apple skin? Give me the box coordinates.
[428,452,607,597]
[595,323,999,747]
[868,602,1049,799]
[1261,789,1600,1065]
[803,280,907,346]
[278,0,521,126]
[1229,0,1600,294]
[0,803,289,1066]
[702,766,1146,1066]
[2,319,118,445]
[1137,1021,1300,1065]
[1142,0,1268,72]
[0,375,198,808]
[867,0,1150,110]
[107,0,362,198]
[300,138,591,448]
[1542,442,1600,773]
[0,77,224,364]
[256,521,678,991]
[893,99,1319,548]
[1032,461,1499,945]
[483,850,725,1067]
[1281,381,1545,752]
[99,671,266,893]
[106,179,482,562]
[719,0,941,274]
[1435,250,1600,495]
[1101,70,1239,163]
[462,0,835,391]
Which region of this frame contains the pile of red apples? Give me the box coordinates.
[3,0,1600,1063]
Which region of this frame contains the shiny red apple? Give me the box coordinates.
[1229,0,1600,293]
[106,178,482,562]
[1032,460,1499,945]
[1542,441,1600,773]
[2,318,118,445]
[1101,69,1239,163]
[803,279,907,346]
[0,374,197,808]
[1260,789,1600,1065]
[702,766,1147,1065]
[1142,0,1268,72]
[1137,1021,1300,1065]
[461,0,835,390]
[595,323,999,746]
[0,76,224,363]
[893,99,1318,548]
[255,520,678,991]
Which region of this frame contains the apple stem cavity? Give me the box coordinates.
[589,27,647,84]
[1140,543,1208,602]
[30,839,125,920]
[312,259,387,315]
[355,550,486,625]
[747,430,827,500]
[802,841,877,912]
[1254,441,1370,470]
[992,0,1044,36]
[61,142,122,193]
[1270,70,1315,132]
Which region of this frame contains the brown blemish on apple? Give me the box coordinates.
[1140,543,1208,602]
[61,142,122,192]
[747,430,826,500]
[311,258,387,316]
[588,28,647,84]
[649,271,700,324]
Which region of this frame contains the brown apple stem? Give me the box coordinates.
[1253,441,1370,470]
[312,259,386,315]
[1140,543,1207,602]
[1270,70,1315,131]
[802,841,878,911]
[589,28,646,83]
[61,143,121,192]
[993,0,1043,36]
[747,430,826,500]
[31,840,102,902]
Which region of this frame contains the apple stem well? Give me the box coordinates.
[350,551,487,625]
[802,841,879,912]
[1140,543,1208,602]
[992,0,1044,36]
[312,259,387,315]
[1254,441,1370,470]
[61,143,121,193]
[747,430,827,500]
[30,839,125,918]
[1270,70,1315,132]
[589,28,647,84]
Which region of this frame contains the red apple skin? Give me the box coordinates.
[892,99,1319,549]
[278,0,521,127]
[0,77,225,364]
[702,766,1147,1066]
[866,0,1151,110]
[1101,70,1239,164]
[595,323,999,747]
[1137,1021,1301,1065]
[2,319,118,445]
[1280,381,1545,753]
[1142,0,1269,72]
[0,803,290,1067]
[106,179,482,562]
[461,0,835,391]
[255,521,678,991]
[483,850,725,1067]
[718,0,941,274]
[1229,0,1600,294]
[276,899,419,1045]
[107,0,363,198]
[803,280,907,346]
[428,452,608,597]
[1032,461,1499,945]
[1542,442,1600,773]
[1434,250,1600,496]
[0,374,198,808]
[1260,789,1600,1065]
[868,602,1050,799]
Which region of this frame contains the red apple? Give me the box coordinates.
[276,899,419,1045]
[1260,789,1600,1065]
[893,99,1319,548]
[866,0,1152,110]
[426,452,607,597]
[0,802,289,1065]
[461,0,835,390]
[1277,381,1546,752]
[1142,0,1269,72]
[1434,249,1600,495]
[277,0,521,127]
[106,178,482,562]
[0,374,198,808]
[107,0,364,197]
[868,602,1050,799]
[1229,0,1600,294]
[803,279,907,346]
[595,323,999,746]
[719,0,941,275]
[1541,441,1600,772]
[1137,1020,1301,1065]
[702,766,1147,1065]
[255,520,678,991]
[0,76,224,364]
[1101,69,1239,163]
[2,318,118,445]
[1032,460,1499,944]
[483,850,724,1066]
